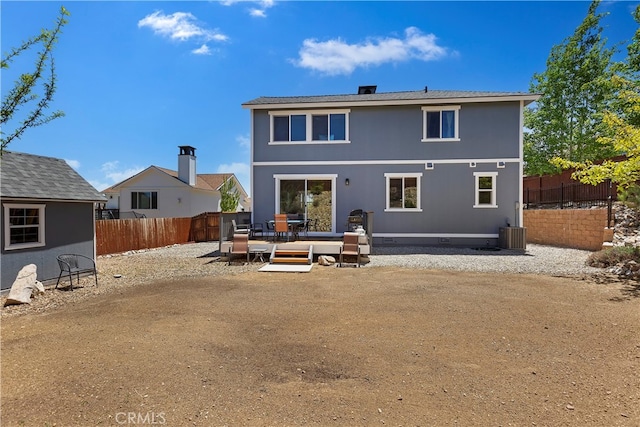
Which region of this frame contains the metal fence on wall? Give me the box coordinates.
[524,179,615,227]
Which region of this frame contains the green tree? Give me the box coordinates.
[524,0,617,175]
[219,176,240,212]
[1,6,70,154]
[552,5,640,194]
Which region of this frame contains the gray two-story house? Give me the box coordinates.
[242,86,539,247]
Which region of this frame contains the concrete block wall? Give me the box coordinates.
[523,208,610,251]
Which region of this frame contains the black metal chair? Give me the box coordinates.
[232,219,250,234]
[56,254,98,290]
[265,220,275,241]
[250,222,264,239]
[296,219,312,239]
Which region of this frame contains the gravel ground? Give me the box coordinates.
[369,244,602,276]
[1,242,603,318]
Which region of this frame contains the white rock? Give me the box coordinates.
[5,264,42,305]
[318,255,336,266]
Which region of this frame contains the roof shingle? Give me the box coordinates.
[243,89,539,107]
[0,151,106,202]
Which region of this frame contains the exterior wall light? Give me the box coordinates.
[345,178,350,186]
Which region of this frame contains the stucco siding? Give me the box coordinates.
[115,171,219,218]
[253,102,522,163]
[1,201,95,290]
[252,162,519,241]
[250,97,524,246]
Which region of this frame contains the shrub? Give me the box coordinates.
[618,184,640,209]
[587,246,640,268]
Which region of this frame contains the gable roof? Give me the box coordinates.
[0,151,106,202]
[103,166,248,198]
[243,89,540,109]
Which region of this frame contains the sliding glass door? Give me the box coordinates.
[276,175,336,233]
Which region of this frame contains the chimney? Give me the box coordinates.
[178,146,196,186]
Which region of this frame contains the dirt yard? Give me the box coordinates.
[1,267,639,426]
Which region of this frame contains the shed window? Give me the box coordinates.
[3,204,46,250]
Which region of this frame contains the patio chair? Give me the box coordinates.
[228,234,250,265]
[55,254,98,290]
[274,214,289,242]
[250,222,264,239]
[296,219,311,239]
[232,219,250,234]
[264,220,275,241]
[339,232,361,267]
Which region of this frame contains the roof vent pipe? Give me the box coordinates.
[424,86,428,93]
[358,85,377,94]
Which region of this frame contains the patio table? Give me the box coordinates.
[251,247,269,262]
[268,219,306,241]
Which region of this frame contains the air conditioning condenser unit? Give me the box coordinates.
[499,227,526,250]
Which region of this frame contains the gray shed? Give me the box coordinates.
[1,151,106,290]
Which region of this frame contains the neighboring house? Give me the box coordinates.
[0,151,106,290]
[242,86,539,246]
[102,146,250,218]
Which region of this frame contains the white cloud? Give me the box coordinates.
[249,8,266,18]
[221,0,274,17]
[217,162,250,194]
[236,134,250,151]
[294,27,451,76]
[192,44,212,55]
[100,161,145,188]
[65,159,80,170]
[90,180,112,192]
[138,11,228,43]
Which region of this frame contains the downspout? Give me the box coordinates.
[518,100,524,228]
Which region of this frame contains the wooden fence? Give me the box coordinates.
[96,217,193,255]
[190,212,221,242]
[95,212,252,255]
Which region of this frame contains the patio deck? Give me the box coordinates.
[220,238,370,258]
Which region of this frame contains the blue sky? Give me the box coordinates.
[2,1,638,195]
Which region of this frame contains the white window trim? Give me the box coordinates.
[473,172,498,208]
[3,203,46,250]
[273,174,338,234]
[269,109,350,145]
[421,105,460,142]
[384,172,423,212]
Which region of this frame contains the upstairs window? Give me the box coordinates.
[312,113,346,141]
[4,204,46,250]
[422,106,460,142]
[274,114,306,142]
[270,110,350,144]
[473,172,498,208]
[131,191,158,209]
